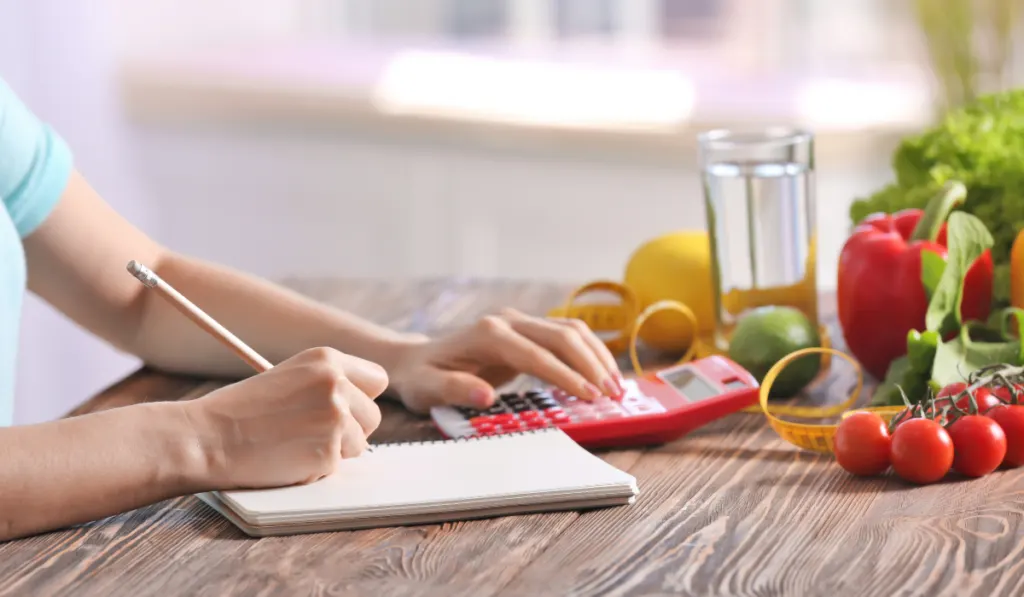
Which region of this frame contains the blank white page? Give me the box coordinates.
[218,429,637,522]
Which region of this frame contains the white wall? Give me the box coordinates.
[126,120,894,286]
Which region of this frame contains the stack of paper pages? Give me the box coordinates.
[198,427,639,536]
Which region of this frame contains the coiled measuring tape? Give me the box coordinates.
[757,347,905,453]
[550,279,832,381]
[548,280,639,355]
[551,281,903,454]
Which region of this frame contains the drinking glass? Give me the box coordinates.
[698,127,818,351]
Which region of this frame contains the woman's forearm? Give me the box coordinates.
[0,402,207,541]
[21,172,420,381]
[129,253,425,378]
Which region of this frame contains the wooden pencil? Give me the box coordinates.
[125,260,273,372]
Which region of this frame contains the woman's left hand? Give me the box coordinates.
[385,308,625,413]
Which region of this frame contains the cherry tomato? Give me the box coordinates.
[934,383,1002,415]
[966,388,1003,414]
[833,411,891,476]
[947,415,1007,477]
[986,404,1024,468]
[989,384,1024,405]
[890,418,954,484]
[936,382,968,399]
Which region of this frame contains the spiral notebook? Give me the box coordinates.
[197,428,639,537]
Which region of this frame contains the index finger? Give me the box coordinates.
[552,317,622,378]
[484,324,601,401]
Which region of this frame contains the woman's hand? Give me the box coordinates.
[384,308,624,413]
[182,347,388,489]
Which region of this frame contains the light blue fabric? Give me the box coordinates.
[0,77,73,426]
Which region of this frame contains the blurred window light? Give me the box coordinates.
[372,49,694,130]
[795,78,933,130]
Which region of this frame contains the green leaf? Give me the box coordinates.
[931,322,1024,387]
[907,329,940,373]
[990,307,1024,340]
[909,180,967,242]
[925,212,995,335]
[920,250,946,300]
[871,355,930,407]
[872,356,913,406]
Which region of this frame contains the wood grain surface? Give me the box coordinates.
[3,278,1024,597]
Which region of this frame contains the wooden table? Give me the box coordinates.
[3,278,1024,597]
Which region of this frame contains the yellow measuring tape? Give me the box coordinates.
[554,280,639,355]
[757,347,904,453]
[551,281,904,454]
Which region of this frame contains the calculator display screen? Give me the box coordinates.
[659,368,720,402]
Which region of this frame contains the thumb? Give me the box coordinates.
[425,370,496,410]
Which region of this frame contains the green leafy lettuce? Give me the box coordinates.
[850,89,1024,306]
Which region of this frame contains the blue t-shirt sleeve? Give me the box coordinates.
[0,78,73,238]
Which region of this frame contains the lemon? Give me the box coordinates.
[727,306,821,398]
[624,230,716,352]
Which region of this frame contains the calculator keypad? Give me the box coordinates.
[441,380,666,438]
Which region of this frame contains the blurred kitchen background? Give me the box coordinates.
[2,0,1017,423]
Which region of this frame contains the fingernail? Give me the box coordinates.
[581,382,601,400]
[602,378,623,398]
[470,388,493,408]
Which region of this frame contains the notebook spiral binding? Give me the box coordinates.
[368,427,558,451]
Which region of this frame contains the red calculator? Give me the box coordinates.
[430,355,760,449]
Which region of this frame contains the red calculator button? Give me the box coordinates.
[474,422,496,433]
[526,419,549,429]
[543,407,566,417]
[519,410,542,420]
[492,414,517,425]
[469,416,494,426]
[550,413,571,424]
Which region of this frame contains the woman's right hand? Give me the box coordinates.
[181,346,388,490]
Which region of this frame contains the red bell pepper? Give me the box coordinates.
[837,183,994,379]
